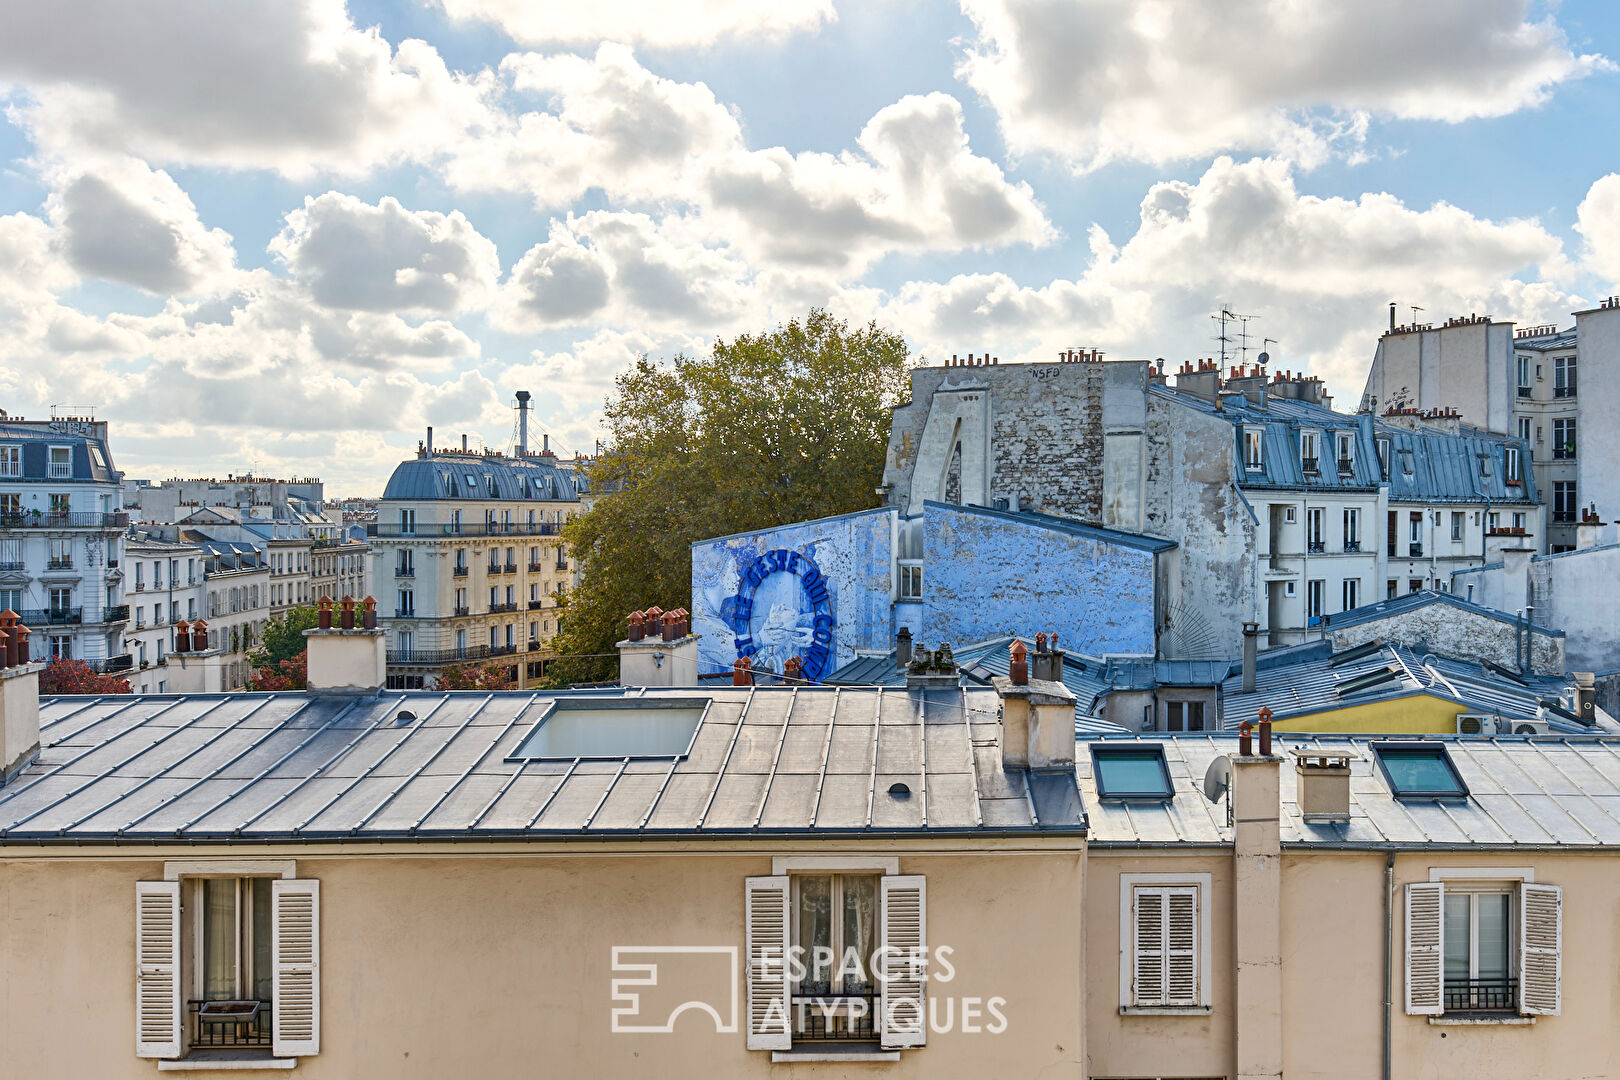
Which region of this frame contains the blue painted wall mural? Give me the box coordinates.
[921,502,1161,657]
[692,508,895,682]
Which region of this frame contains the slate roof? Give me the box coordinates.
[1079,732,1620,848]
[1219,640,1597,732]
[0,421,120,484]
[1324,589,1562,636]
[1153,386,1538,504]
[0,686,1085,843]
[936,502,1178,553]
[1511,329,1576,351]
[381,453,581,502]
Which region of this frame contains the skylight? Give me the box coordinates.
[1336,665,1401,697]
[1373,743,1468,799]
[1091,745,1174,801]
[511,698,707,760]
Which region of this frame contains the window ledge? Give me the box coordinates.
[158,1051,298,1071]
[1119,1005,1213,1016]
[1427,1015,1536,1027]
[772,1046,901,1063]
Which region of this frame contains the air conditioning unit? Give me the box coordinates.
[1509,719,1550,736]
[1456,714,1492,736]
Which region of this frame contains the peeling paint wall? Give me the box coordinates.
[1455,544,1620,672]
[1326,605,1564,675]
[690,508,895,679]
[1142,395,1258,659]
[920,502,1156,656]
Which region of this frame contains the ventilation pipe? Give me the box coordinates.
[1242,621,1259,693]
[515,390,531,455]
[426,426,434,454]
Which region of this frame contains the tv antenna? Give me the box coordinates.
[1212,307,1260,367]
[1409,305,1424,325]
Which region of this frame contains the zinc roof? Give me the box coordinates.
[0,686,1084,843]
[1324,589,1562,637]
[381,453,581,502]
[1078,732,1620,849]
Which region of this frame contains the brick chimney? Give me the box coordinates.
[618,605,701,687]
[0,615,43,783]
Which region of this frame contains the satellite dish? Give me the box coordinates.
[1203,755,1232,803]
[1257,351,1270,365]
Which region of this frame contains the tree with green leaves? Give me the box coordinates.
[247,605,319,681]
[550,309,913,683]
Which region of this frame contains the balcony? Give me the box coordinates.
[527,562,543,573]
[0,561,22,572]
[453,605,470,617]
[102,604,130,623]
[1301,456,1319,475]
[1444,977,1516,1013]
[1517,386,1532,398]
[46,559,74,571]
[85,654,134,674]
[386,643,518,665]
[0,511,128,530]
[367,521,560,538]
[1555,385,1576,398]
[486,564,501,575]
[489,602,518,614]
[1409,543,1423,558]
[1343,541,1361,553]
[395,567,415,578]
[395,609,416,619]
[453,566,469,577]
[1337,459,1354,476]
[503,562,518,574]
[528,600,543,610]
[19,607,82,625]
[1307,541,1325,554]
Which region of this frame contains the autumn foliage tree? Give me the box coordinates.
[246,606,317,690]
[550,309,913,683]
[247,652,309,692]
[438,661,516,690]
[39,658,132,695]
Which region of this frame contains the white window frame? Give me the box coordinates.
[1244,427,1264,470]
[1336,431,1355,468]
[48,444,73,478]
[0,444,19,477]
[1300,430,1319,472]
[1119,872,1212,1014]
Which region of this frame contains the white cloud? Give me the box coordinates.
[270,192,500,314]
[43,157,235,294]
[494,211,749,331]
[1576,174,1620,286]
[0,0,493,176]
[435,0,836,49]
[956,0,1610,170]
[454,47,1051,274]
[884,156,1577,395]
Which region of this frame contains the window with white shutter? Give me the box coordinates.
[879,875,927,1049]
[1119,874,1210,1012]
[1518,882,1561,1016]
[745,876,791,1050]
[272,879,321,1056]
[1405,882,1445,1015]
[135,881,182,1059]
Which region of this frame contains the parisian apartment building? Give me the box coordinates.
[0,412,131,673]
[370,406,585,690]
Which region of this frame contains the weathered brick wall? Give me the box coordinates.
[988,362,1106,519]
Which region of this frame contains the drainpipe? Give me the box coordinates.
[1383,851,1394,1080]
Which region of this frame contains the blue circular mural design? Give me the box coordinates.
[723,548,835,682]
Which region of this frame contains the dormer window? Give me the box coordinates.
[1335,432,1355,474]
[1300,431,1320,475]
[1506,446,1522,483]
[1375,437,1391,480]
[1243,427,1264,470]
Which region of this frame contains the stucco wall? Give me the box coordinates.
[1456,545,1620,672]
[0,845,1086,1080]
[1327,602,1564,675]
[691,508,895,681]
[1142,395,1258,660]
[1363,321,1513,434]
[920,502,1156,656]
[1575,304,1620,530]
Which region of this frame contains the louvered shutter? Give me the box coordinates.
[1519,882,1562,1016]
[879,875,927,1049]
[1405,882,1444,1015]
[1165,887,1199,1006]
[744,876,791,1051]
[1132,887,1165,1006]
[272,879,320,1057]
[135,881,182,1059]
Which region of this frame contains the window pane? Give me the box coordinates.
[797,875,833,990]
[1477,893,1510,981]
[1376,747,1466,797]
[202,879,237,1000]
[1443,893,1470,982]
[1093,747,1173,799]
[251,880,273,1002]
[840,876,879,992]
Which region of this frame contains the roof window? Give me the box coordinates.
[510,697,707,760]
[1091,744,1174,801]
[1373,742,1468,799]
[1335,665,1401,697]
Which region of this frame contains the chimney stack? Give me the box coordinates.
[1294,748,1354,823]
[1232,706,1283,1080]
[462,434,469,452]
[895,627,913,670]
[1242,621,1259,693]
[0,615,42,784]
[515,390,531,456]
[427,426,434,454]
[993,634,1075,770]
[303,619,387,695]
[617,605,701,687]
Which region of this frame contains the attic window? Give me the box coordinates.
[463,475,477,489]
[1373,743,1468,799]
[1398,449,1415,478]
[1091,745,1174,801]
[442,471,454,496]
[1336,665,1400,697]
[510,698,707,760]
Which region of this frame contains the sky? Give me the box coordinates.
[1,1,1619,497]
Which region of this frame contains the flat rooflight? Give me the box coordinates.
[510,697,707,760]
[1373,743,1468,799]
[1091,744,1174,801]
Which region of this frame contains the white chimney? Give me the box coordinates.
[0,657,44,783]
[515,390,532,456]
